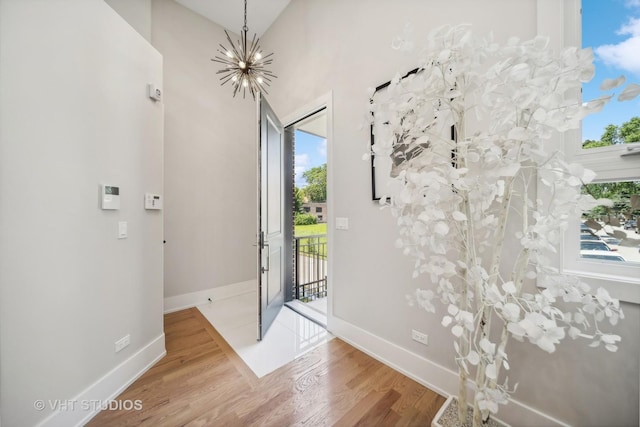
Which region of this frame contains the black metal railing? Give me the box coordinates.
[294,234,327,302]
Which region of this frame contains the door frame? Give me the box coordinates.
[281,91,334,330]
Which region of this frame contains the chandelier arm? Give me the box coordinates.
[224,32,243,59]
[247,35,260,59]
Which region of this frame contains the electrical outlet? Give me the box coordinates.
[115,334,130,353]
[412,329,429,346]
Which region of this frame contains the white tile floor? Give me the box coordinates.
[197,290,333,378]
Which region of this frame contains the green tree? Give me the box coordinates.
[582,181,640,218]
[294,187,305,214]
[620,116,640,143]
[600,124,622,145]
[582,116,639,148]
[302,164,327,202]
[582,139,610,149]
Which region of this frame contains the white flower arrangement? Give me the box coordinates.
[369,25,639,426]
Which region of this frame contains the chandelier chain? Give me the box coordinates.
[243,0,248,32]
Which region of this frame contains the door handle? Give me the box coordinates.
[261,243,270,273]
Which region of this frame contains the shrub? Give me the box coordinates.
[295,213,317,226]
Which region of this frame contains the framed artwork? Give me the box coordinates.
[369,68,420,201]
[369,69,457,201]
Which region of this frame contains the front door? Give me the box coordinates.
[257,94,292,340]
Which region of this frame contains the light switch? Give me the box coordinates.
[335,217,349,230]
[118,221,128,239]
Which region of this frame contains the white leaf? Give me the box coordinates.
[486,362,497,380]
[448,304,459,316]
[467,152,480,163]
[536,336,556,353]
[507,321,526,338]
[467,350,480,366]
[434,221,450,235]
[601,334,621,344]
[502,303,521,322]
[583,95,612,113]
[452,211,467,221]
[568,326,581,339]
[503,360,510,370]
[581,168,597,184]
[480,338,495,355]
[452,325,464,337]
[502,281,517,294]
[599,75,625,91]
[605,344,619,352]
[510,63,530,81]
[442,316,453,327]
[508,127,528,141]
[618,83,640,101]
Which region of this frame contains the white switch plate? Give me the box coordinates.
[335,217,349,230]
[412,329,429,346]
[115,334,130,353]
[118,221,127,239]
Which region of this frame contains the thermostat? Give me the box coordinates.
[101,184,120,210]
[145,193,162,210]
[148,83,162,102]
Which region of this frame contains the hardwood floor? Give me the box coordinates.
[87,308,445,427]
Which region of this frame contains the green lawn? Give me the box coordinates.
[294,222,327,237]
[294,223,327,258]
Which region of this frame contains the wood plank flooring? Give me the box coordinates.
[87,308,445,427]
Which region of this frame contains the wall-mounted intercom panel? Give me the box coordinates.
[145,193,162,210]
[101,184,120,210]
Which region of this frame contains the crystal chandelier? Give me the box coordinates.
[211,0,276,99]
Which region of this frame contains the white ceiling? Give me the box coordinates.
[175,0,291,37]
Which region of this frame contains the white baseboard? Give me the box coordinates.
[163,279,256,314]
[35,334,166,427]
[329,316,569,427]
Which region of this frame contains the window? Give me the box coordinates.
[538,0,640,302]
[315,206,322,213]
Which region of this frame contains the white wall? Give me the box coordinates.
[151,0,257,300]
[105,0,152,42]
[263,1,639,426]
[0,0,164,425]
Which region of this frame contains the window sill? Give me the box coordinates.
[561,267,640,304]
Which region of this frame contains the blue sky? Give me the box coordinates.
[582,0,640,142]
[294,130,326,188]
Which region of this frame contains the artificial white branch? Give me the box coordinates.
[371,24,637,426]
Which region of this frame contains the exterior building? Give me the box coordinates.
[302,202,327,223]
